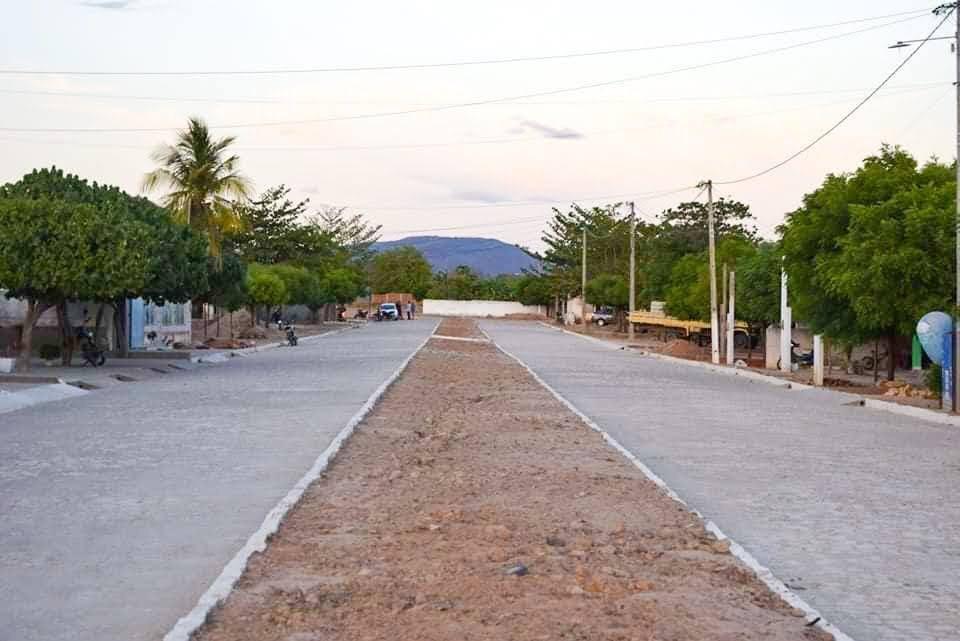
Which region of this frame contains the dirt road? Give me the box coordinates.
[196,319,828,641]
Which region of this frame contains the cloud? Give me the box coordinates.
[80,0,138,9]
[449,189,509,204]
[517,119,584,140]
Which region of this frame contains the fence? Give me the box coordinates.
[422,299,546,318]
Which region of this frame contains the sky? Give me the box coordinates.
[0,0,955,251]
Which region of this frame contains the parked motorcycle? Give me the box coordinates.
[777,340,813,369]
[284,322,298,346]
[77,327,106,367]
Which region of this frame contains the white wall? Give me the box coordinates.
[423,299,546,318]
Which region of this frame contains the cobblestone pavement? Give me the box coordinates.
[481,321,960,641]
[0,320,435,641]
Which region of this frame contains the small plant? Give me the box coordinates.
[924,363,942,399]
[39,344,61,362]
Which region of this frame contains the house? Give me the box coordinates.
[0,292,192,354]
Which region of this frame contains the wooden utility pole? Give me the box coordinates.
[582,226,588,333]
[629,202,636,342]
[706,181,720,364]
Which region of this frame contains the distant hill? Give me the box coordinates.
[372,236,540,276]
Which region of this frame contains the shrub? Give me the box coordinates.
[39,344,61,361]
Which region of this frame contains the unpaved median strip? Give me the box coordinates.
[194,318,832,641]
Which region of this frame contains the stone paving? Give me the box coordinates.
[481,321,960,641]
[0,320,435,641]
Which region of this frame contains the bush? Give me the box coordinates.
[39,344,61,361]
[925,363,942,398]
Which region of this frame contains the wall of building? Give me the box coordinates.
[422,299,546,318]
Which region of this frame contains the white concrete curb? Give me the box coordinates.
[163,321,440,641]
[0,381,90,416]
[536,321,960,427]
[192,325,357,363]
[483,328,855,641]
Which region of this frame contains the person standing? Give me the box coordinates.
[407,300,415,320]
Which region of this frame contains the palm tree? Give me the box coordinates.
[142,117,252,258]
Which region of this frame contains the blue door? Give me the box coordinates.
[128,298,145,349]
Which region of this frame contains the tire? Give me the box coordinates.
[596,318,606,327]
[862,356,875,371]
[734,333,749,349]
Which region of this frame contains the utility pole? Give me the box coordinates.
[582,226,588,334]
[629,202,636,342]
[727,270,736,365]
[953,2,959,412]
[706,180,720,364]
[720,262,728,362]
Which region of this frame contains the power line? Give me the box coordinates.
[0,81,946,155]
[0,14,928,134]
[0,8,933,77]
[1,79,946,107]
[716,7,954,186]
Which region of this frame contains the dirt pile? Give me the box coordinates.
[880,379,936,399]
[659,338,706,360]
[195,318,831,641]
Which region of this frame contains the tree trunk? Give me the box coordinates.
[113,300,129,358]
[886,332,897,382]
[56,301,75,366]
[94,304,105,348]
[17,299,50,372]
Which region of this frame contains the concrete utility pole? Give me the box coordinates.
[780,262,792,373]
[720,262,728,361]
[582,226,588,333]
[953,2,959,412]
[629,202,636,342]
[706,180,720,364]
[727,270,736,365]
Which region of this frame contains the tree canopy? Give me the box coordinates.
[369,247,433,299]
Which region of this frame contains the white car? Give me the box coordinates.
[378,303,399,321]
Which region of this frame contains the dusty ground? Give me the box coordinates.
[195,318,830,641]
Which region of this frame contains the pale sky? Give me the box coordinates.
[0,0,954,251]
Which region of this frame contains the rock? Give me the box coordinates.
[734,359,748,368]
[567,585,585,595]
[631,580,656,592]
[710,539,731,554]
[484,525,511,539]
[545,536,566,547]
[504,563,529,576]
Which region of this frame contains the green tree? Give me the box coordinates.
[585,274,629,330]
[0,198,152,370]
[245,265,288,326]
[230,186,330,265]
[369,247,433,299]
[514,274,554,306]
[735,243,782,362]
[642,198,756,303]
[663,236,757,321]
[1,167,209,359]
[780,145,955,379]
[142,117,252,259]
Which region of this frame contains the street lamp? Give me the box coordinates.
[891,3,959,411]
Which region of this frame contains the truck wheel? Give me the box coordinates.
[596,318,606,327]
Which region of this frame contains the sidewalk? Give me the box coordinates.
[0,325,353,415]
